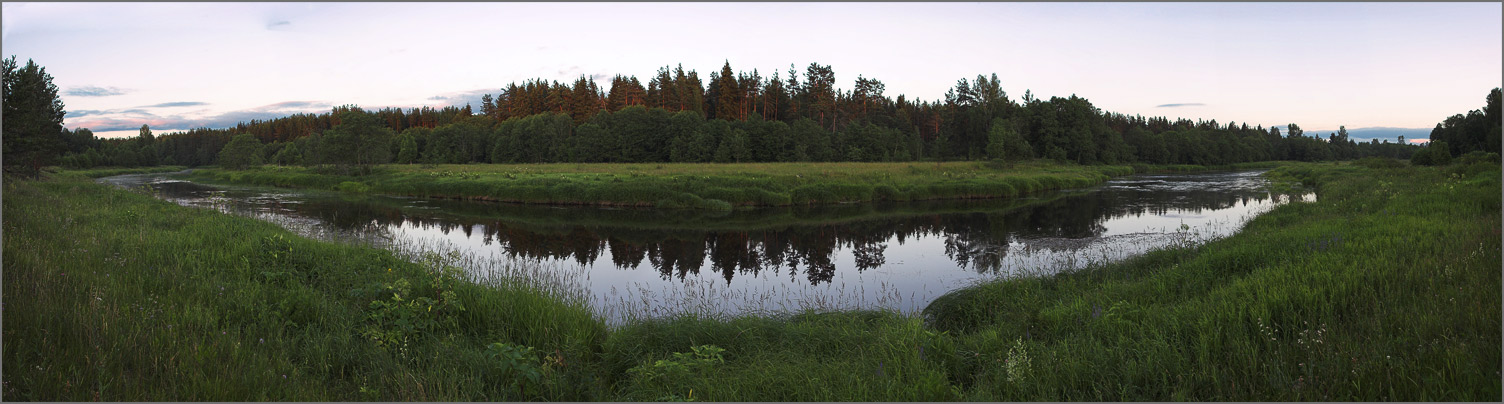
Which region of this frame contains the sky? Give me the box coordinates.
[2,2,1500,141]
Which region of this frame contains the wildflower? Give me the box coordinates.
[259,338,265,344]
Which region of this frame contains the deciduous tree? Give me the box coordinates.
[217,133,264,170]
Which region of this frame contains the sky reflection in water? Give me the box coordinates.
[102,170,1313,321]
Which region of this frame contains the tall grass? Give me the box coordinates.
[187,161,1133,209]
[602,161,1498,401]
[2,172,606,401]
[923,161,1501,400]
[6,160,1498,401]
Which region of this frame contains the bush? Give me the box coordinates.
[337,181,370,193]
[872,185,903,201]
[1354,156,1405,169]
[1457,150,1500,165]
[790,186,839,205]
[1411,141,1452,166]
[656,193,708,209]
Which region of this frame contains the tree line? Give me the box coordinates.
[1412,88,1502,166]
[12,56,1480,174]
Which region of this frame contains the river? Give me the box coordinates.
[100,169,1313,323]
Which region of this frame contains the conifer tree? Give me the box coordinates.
[715,61,741,120]
[2,56,66,176]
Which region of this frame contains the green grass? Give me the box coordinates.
[186,161,1134,209]
[2,171,606,401]
[57,165,189,178]
[1131,161,1290,173]
[924,161,1502,400]
[6,160,1498,401]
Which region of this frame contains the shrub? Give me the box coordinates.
[656,193,708,209]
[337,181,370,193]
[1354,156,1404,169]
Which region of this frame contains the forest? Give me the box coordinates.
[34,61,1490,174]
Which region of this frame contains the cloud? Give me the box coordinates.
[267,20,290,29]
[66,100,332,132]
[68,117,178,133]
[140,101,209,108]
[259,100,327,111]
[1319,127,1432,142]
[197,101,333,127]
[426,88,494,109]
[64,109,107,118]
[1155,103,1205,108]
[64,85,130,97]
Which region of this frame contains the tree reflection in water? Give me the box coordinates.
[122,171,1306,286]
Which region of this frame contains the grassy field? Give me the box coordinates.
[186,161,1134,209]
[4,160,1498,401]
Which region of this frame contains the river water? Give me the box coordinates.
[100,170,1312,322]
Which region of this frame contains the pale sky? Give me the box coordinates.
[3,2,1499,139]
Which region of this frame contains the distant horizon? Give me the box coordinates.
[82,123,1438,144]
[4,2,1498,140]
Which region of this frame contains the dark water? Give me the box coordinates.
[100,170,1313,321]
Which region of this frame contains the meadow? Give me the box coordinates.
[2,159,1498,401]
[185,161,1135,209]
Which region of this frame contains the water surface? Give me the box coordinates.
[101,170,1312,321]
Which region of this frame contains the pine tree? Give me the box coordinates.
[803,63,836,130]
[2,56,66,176]
[715,61,741,120]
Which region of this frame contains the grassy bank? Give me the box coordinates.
[185,161,1133,209]
[5,160,1498,401]
[2,172,607,401]
[599,160,1501,401]
[52,165,189,178]
[922,160,1502,400]
[1131,161,1289,173]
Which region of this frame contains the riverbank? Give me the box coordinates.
[5,160,1498,400]
[1132,161,1289,173]
[2,171,607,401]
[923,160,1502,400]
[184,161,1133,209]
[53,165,188,178]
